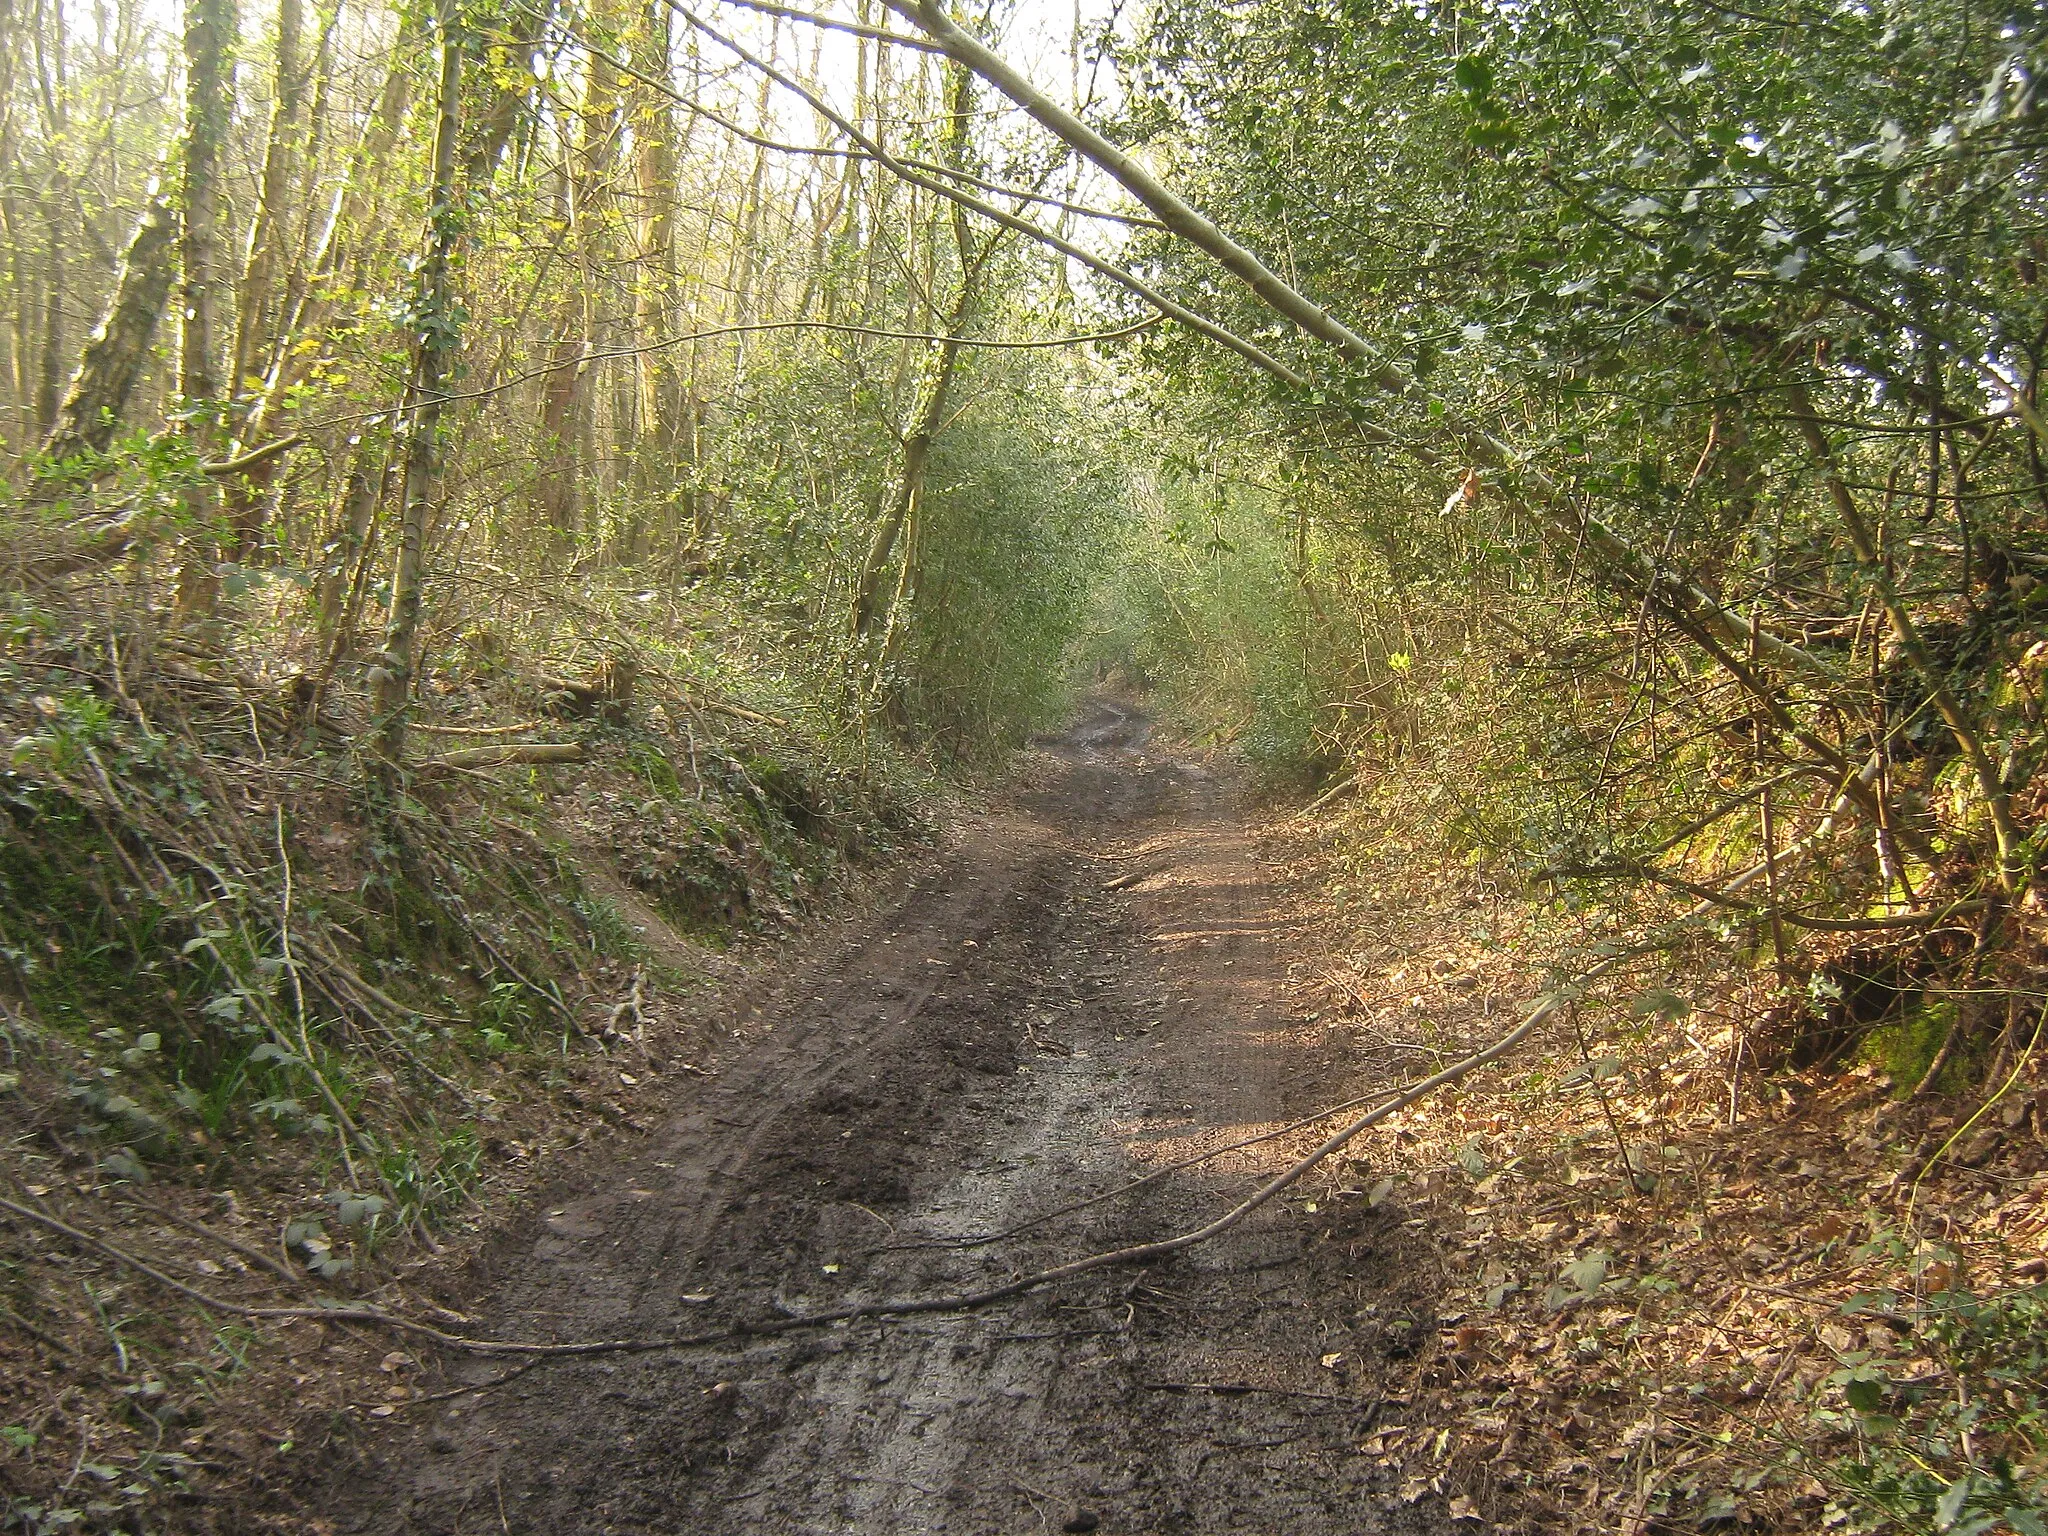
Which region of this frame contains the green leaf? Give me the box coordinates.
[1629,988,1691,1022]
[1556,1055,1623,1089]
[1935,1477,1975,1527]
[100,1150,148,1184]
[1453,54,1494,96]
[1697,1490,1740,1528]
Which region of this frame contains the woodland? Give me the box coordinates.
[3,0,2048,1528]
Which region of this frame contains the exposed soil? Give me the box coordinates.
[300,698,1455,1535]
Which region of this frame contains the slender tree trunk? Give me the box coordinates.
[230,0,304,405]
[464,0,555,185]
[219,0,309,559]
[851,62,983,642]
[851,329,957,637]
[172,0,234,616]
[728,24,778,327]
[0,0,20,454]
[177,0,229,421]
[537,320,583,547]
[40,188,176,462]
[628,0,678,547]
[534,38,621,557]
[242,8,419,448]
[370,0,463,770]
[316,441,384,640]
[27,0,67,444]
[35,180,65,439]
[3,200,25,454]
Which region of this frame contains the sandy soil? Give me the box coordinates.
[305,699,1455,1536]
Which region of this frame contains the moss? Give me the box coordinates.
[624,741,686,801]
[1861,1000,1976,1096]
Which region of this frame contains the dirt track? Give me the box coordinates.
[315,700,1453,1535]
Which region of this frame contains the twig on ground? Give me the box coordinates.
[1,1302,77,1356]
[112,1195,303,1285]
[1301,774,1361,814]
[1140,1379,1374,1405]
[367,1357,545,1411]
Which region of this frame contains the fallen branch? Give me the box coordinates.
[409,718,547,736]
[421,742,584,770]
[1302,773,1361,815]
[689,695,792,731]
[1140,1379,1369,1405]
[113,1194,303,1285]
[1,1302,77,1356]
[0,1192,466,1344]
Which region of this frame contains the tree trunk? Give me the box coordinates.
[536,323,584,549]
[370,0,463,770]
[850,62,983,642]
[220,0,308,560]
[40,189,177,462]
[241,8,420,450]
[315,441,386,647]
[0,0,20,452]
[34,187,65,441]
[172,0,234,616]
[230,0,304,406]
[533,38,621,558]
[464,0,555,185]
[728,28,778,326]
[628,0,678,545]
[851,339,954,637]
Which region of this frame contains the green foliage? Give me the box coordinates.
[1824,1282,2048,1534]
[1091,0,2048,981]
[1085,466,1329,775]
[897,405,1118,752]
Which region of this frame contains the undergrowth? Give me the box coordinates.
[1822,1276,2048,1535]
[0,554,943,1533]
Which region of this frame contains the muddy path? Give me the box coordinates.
[311,699,1452,1536]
